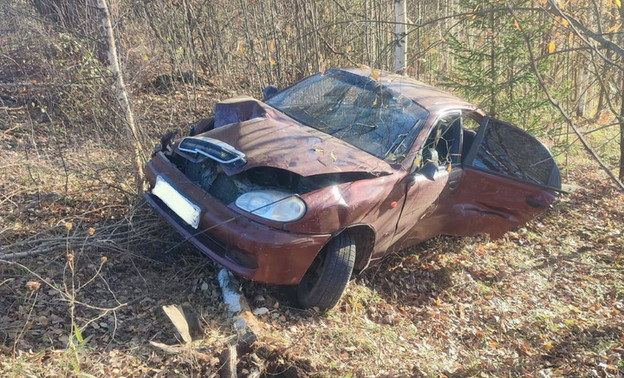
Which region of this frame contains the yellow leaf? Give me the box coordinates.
[142,55,148,61]
[607,22,622,33]
[331,151,337,161]
[616,0,622,8]
[543,341,553,350]
[447,163,452,172]
[269,57,276,66]
[359,64,369,71]
[237,42,244,55]
[514,20,520,30]
[548,41,556,53]
[345,45,351,52]
[562,18,568,27]
[88,227,95,236]
[489,341,498,348]
[269,40,275,52]
[65,222,73,231]
[314,146,324,152]
[569,32,574,42]
[371,69,380,80]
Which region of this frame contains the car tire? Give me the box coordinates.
[297,231,356,310]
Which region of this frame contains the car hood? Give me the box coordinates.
[188,100,394,177]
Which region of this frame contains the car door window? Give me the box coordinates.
[461,116,479,162]
[417,111,462,168]
[464,117,561,189]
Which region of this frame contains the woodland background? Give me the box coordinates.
[0,0,623,376]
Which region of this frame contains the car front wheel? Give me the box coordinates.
[297,231,356,310]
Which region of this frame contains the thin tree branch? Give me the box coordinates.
[508,6,624,191]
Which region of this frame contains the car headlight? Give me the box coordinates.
[235,189,306,222]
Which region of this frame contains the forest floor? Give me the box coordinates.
[1,81,623,377]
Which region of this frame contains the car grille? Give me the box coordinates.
[169,154,250,204]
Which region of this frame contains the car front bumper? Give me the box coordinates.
[145,152,331,285]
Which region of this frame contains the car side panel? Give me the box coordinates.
[387,168,451,252]
[438,168,556,239]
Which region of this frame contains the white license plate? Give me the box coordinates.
[152,176,201,229]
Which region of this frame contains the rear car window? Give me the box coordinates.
[466,119,561,189]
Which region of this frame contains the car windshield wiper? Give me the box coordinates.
[384,132,409,160]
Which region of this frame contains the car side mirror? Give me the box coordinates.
[263,85,279,100]
[418,161,438,181]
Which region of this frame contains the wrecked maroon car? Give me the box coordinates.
[145,68,561,310]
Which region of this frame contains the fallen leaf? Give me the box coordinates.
[26,281,40,291]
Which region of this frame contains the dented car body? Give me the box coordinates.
[145,68,561,309]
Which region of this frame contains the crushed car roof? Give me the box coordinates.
[341,67,477,113]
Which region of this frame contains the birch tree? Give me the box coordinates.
[96,0,146,192]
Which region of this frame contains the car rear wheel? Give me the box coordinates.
[297,231,355,310]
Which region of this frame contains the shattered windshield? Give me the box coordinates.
[266,70,429,163]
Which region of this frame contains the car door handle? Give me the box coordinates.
[448,181,459,190]
[526,195,547,209]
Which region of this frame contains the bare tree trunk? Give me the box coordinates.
[394,0,407,73]
[620,80,624,182]
[96,0,145,193]
[489,10,496,118]
[576,60,590,117]
[619,7,624,183]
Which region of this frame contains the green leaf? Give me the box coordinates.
[73,323,83,343]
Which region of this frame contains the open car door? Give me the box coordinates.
[440,117,561,239]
